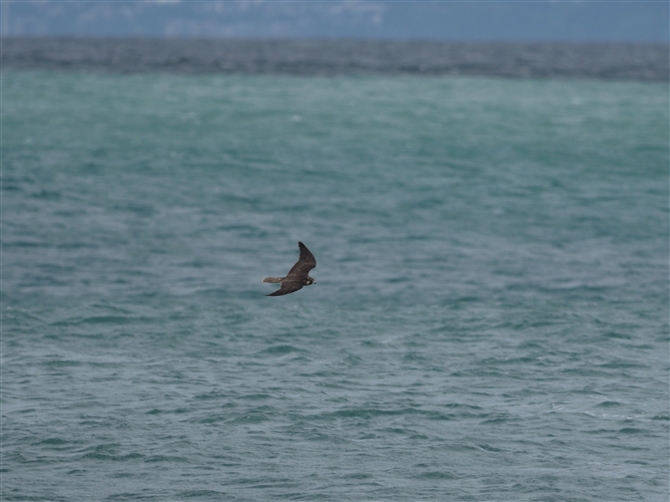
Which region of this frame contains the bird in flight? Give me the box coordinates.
[263,242,317,296]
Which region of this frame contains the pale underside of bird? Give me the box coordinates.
[263,242,317,296]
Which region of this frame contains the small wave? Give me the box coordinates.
[257,344,305,356]
[618,427,647,435]
[596,400,623,408]
[415,470,456,480]
[81,448,144,462]
[176,490,230,499]
[144,455,189,463]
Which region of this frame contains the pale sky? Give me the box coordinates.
[2,1,668,41]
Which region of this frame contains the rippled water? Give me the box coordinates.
[2,71,668,501]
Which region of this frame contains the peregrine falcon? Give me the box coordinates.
[263,242,317,296]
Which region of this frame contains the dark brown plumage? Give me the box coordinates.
[263,242,317,296]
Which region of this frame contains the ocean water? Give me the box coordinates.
[2,70,668,501]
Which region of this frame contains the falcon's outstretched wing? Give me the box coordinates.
[286,242,317,279]
[266,279,303,296]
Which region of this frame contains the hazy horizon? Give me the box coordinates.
[1,1,667,42]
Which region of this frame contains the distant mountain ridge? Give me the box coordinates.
[3,38,668,82]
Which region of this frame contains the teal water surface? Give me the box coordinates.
[2,71,669,501]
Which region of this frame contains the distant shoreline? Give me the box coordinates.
[2,37,668,81]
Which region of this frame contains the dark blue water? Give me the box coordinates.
[2,71,668,501]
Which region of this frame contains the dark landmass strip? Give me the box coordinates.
[2,37,668,81]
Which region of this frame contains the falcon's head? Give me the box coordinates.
[302,277,316,286]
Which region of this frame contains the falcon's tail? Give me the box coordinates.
[262,277,285,283]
